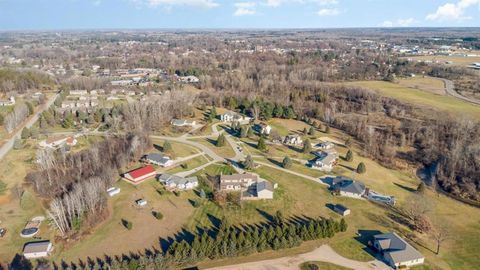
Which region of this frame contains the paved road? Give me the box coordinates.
[207,244,391,270]
[437,77,480,105]
[0,92,59,160]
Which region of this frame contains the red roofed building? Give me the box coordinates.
[123,165,157,184]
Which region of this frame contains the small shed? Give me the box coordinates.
[107,187,121,197]
[333,204,351,216]
[135,199,147,207]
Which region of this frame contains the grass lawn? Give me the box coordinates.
[397,77,446,95]
[53,179,197,262]
[150,138,201,158]
[301,261,353,270]
[191,137,235,159]
[344,81,480,118]
[165,155,209,174]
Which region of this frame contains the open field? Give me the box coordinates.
[402,54,480,67]
[344,81,480,118]
[165,155,209,174]
[397,77,446,95]
[300,261,353,270]
[150,138,201,158]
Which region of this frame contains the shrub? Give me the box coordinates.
[356,162,366,174]
[153,211,163,220]
[282,156,292,169]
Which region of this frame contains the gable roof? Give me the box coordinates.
[332,177,366,195]
[257,180,274,192]
[128,165,156,179]
[145,153,170,164]
[23,241,51,254]
[374,232,424,264]
[158,173,198,185]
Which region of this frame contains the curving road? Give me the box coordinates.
[0,92,59,161]
[437,77,480,105]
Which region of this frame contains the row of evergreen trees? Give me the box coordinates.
[30,216,347,270]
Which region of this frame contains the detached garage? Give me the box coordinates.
[23,241,53,259]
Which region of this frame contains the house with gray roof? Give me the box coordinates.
[143,153,174,167]
[331,176,366,199]
[158,174,198,190]
[219,173,275,200]
[311,150,338,172]
[220,111,251,124]
[170,119,196,127]
[373,232,425,268]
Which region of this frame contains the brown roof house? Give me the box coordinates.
[219,173,275,200]
[23,241,53,259]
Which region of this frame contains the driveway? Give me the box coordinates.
[438,77,480,105]
[206,244,391,270]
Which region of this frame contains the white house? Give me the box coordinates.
[39,136,78,149]
[311,153,337,172]
[158,174,199,190]
[283,135,303,146]
[220,111,251,124]
[315,141,334,150]
[256,123,272,135]
[373,232,425,269]
[23,241,53,259]
[143,153,174,167]
[0,96,15,106]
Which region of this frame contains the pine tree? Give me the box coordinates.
[240,126,248,138]
[243,155,255,170]
[417,182,426,194]
[21,128,30,139]
[282,156,292,169]
[325,125,331,134]
[357,162,366,174]
[303,127,308,135]
[257,137,267,151]
[163,140,173,153]
[63,112,74,128]
[308,126,315,136]
[216,134,226,147]
[247,125,254,137]
[302,138,312,153]
[339,218,348,232]
[345,149,353,162]
[211,106,217,119]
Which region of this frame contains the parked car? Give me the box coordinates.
[0,228,6,237]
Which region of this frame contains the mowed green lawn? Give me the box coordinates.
[344,81,480,118]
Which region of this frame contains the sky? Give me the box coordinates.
[0,0,480,30]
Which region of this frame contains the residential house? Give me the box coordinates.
[219,173,258,191]
[143,153,174,167]
[123,165,157,184]
[373,232,425,269]
[69,90,88,96]
[333,204,350,216]
[256,180,275,199]
[283,135,303,146]
[39,136,77,149]
[158,174,199,190]
[315,141,334,150]
[220,111,251,124]
[311,153,337,172]
[255,122,272,135]
[23,241,53,259]
[0,96,15,106]
[331,177,366,199]
[171,119,197,127]
[219,173,275,200]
